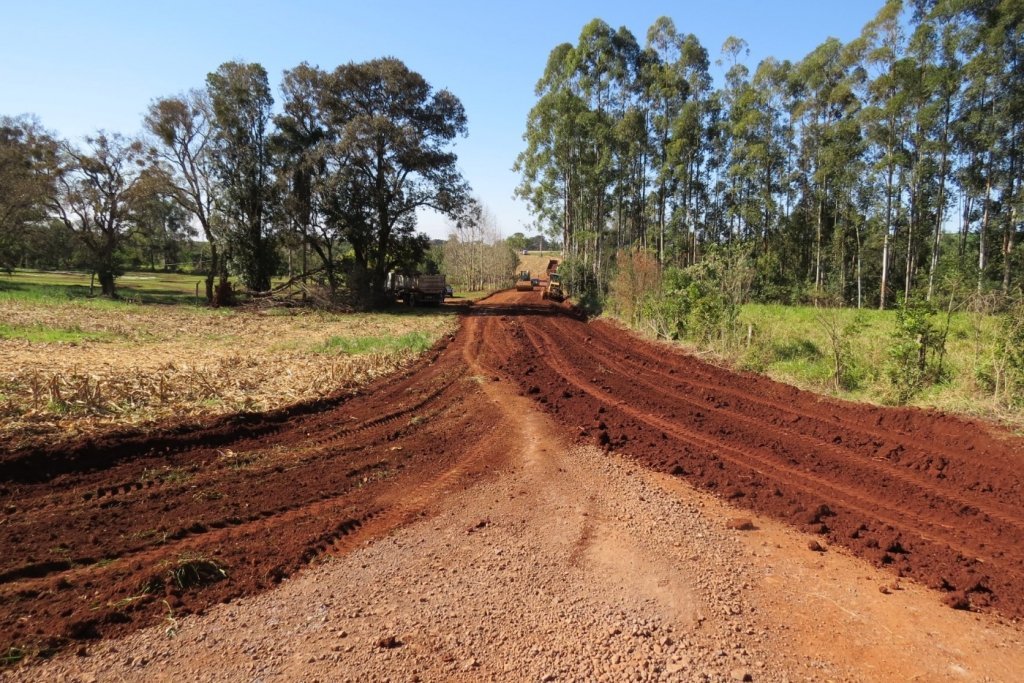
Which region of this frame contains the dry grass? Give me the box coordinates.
[0,300,457,449]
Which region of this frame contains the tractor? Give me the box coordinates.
[515,270,534,291]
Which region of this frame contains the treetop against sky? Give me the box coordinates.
[1,1,878,239]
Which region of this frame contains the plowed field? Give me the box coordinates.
[2,289,1023,665]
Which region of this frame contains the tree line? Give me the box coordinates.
[515,0,1022,309]
[1,58,474,306]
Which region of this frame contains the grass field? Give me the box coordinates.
[516,251,561,279]
[0,270,459,449]
[1,269,209,305]
[729,303,1018,428]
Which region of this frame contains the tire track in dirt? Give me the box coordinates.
[478,292,1024,618]
[520,323,1011,561]
[3,290,1024,669]
[546,314,1021,503]
[0,328,506,661]
[543,317,1024,536]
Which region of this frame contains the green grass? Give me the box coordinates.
[0,269,212,306]
[316,330,433,355]
[0,321,117,343]
[733,303,1007,418]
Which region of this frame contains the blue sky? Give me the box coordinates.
[1,1,882,240]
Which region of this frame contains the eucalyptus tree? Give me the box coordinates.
[206,61,278,293]
[144,90,222,301]
[48,132,150,297]
[790,37,863,296]
[514,43,590,255]
[957,0,1023,295]
[908,4,963,300]
[643,18,713,263]
[856,0,910,308]
[129,183,194,271]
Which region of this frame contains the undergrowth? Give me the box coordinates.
[317,331,433,355]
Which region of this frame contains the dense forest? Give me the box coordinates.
[0,58,509,305]
[516,0,1022,310]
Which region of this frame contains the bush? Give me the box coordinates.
[816,309,866,391]
[993,298,1024,405]
[559,256,604,315]
[886,295,948,404]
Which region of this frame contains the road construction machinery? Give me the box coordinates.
[515,271,534,291]
[543,272,564,301]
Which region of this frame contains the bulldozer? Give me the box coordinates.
[515,270,534,291]
[542,272,564,301]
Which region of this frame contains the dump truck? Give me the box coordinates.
[385,272,447,306]
[515,271,533,292]
[542,271,564,301]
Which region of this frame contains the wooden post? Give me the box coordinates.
[195,282,200,306]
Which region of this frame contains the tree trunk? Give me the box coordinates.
[927,102,951,302]
[815,195,824,293]
[1003,136,1019,295]
[880,160,895,310]
[205,244,218,303]
[979,171,992,293]
[905,182,916,300]
[856,221,863,310]
[98,270,116,298]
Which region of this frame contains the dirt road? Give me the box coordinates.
[2,289,1023,680]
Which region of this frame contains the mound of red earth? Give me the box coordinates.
[3,289,1023,667]
[0,333,505,661]
[485,299,1024,620]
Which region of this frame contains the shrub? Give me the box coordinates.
[886,295,948,404]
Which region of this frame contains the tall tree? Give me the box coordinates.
[856,0,909,308]
[144,90,223,301]
[271,62,368,300]
[47,132,149,297]
[206,61,278,293]
[320,57,471,304]
[0,116,57,271]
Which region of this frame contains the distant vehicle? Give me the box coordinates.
[385,272,447,306]
[543,272,564,302]
[531,278,540,287]
[444,284,454,298]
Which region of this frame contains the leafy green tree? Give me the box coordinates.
[886,294,947,403]
[644,18,712,264]
[506,232,529,251]
[145,90,223,301]
[128,179,194,271]
[206,61,279,293]
[272,63,343,295]
[0,116,57,271]
[319,57,471,304]
[854,0,911,309]
[48,132,150,297]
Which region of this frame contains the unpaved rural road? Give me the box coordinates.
[2,289,1024,681]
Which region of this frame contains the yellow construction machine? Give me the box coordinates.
[515,270,534,291]
[542,272,564,301]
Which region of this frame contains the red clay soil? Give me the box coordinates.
[481,292,1024,620]
[0,327,506,662]
[3,289,1024,665]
